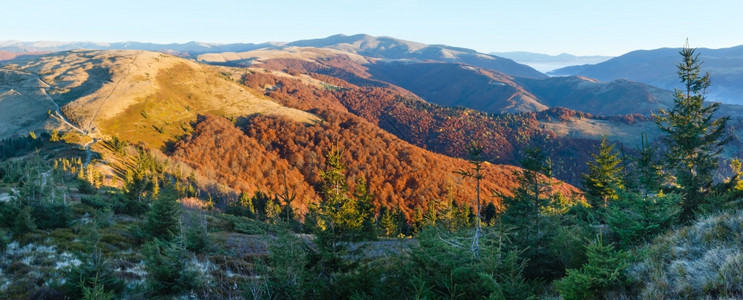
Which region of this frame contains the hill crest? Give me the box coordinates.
[0,50,319,145]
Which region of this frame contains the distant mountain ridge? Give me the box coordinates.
[199,43,680,117]
[287,34,546,78]
[549,45,743,104]
[0,40,278,57]
[491,51,612,73]
[0,34,547,78]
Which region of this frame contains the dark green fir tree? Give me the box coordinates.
[655,41,730,222]
[582,136,624,208]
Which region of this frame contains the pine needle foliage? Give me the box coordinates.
[582,136,623,208]
[556,235,629,299]
[655,42,730,222]
[144,186,181,242]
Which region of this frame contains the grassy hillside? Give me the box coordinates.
[0,50,318,148]
[0,67,61,137]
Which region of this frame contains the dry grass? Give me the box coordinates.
[1,50,319,147]
[541,118,661,147]
[629,210,743,298]
[0,68,59,137]
[197,46,370,65]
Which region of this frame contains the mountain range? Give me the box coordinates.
[194,35,677,116]
[6,35,741,106]
[0,40,274,57]
[0,35,545,78]
[549,45,743,104]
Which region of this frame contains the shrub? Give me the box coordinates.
[605,191,680,247]
[143,187,181,241]
[556,236,629,299]
[144,238,200,296]
[12,206,36,236]
[31,201,72,230]
[64,252,124,299]
[184,213,209,253]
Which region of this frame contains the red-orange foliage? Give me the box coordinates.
[171,115,319,214]
[243,64,547,164]
[244,58,611,186]
[241,70,349,112]
[241,109,579,220]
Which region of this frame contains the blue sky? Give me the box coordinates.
[1,0,741,56]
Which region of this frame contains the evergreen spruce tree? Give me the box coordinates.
[264,196,282,224]
[144,186,181,242]
[502,147,563,280]
[184,212,209,253]
[278,172,297,224]
[228,191,255,217]
[439,196,457,232]
[410,207,424,235]
[353,175,377,240]
[634,133,662,197]
[422,200,437,229]
[64,251,124,299]
[655,42,730,222]
[556,235,629,299]
[264,232,308,299]
[605,191,680,247]
[143,237,199,296]
[317,147,362,240]
[502,147,553,242]
[582,136,624,208]
[302,147,368,298]
[454,201,472,229]
[64,225,124,299]
[379,206,398,237]
[12,206,36,236]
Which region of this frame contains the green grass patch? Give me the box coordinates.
[98,63,234,149]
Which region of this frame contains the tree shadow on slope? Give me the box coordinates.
[56,66,113,106]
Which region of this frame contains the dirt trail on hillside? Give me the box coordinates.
[33,73,86,134]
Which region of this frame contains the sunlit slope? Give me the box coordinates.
[0,50,318,147]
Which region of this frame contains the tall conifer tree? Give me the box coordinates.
[144,186,181,242]
[634,133,662,197]
[582,136,623,208]
[655,41,730,222]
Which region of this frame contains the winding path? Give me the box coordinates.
[16,70,98,167]
[5,52,146,169]
[34,75,87,135]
